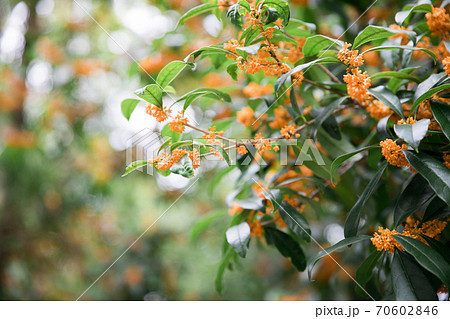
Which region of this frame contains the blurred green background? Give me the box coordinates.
[0,0,405,300]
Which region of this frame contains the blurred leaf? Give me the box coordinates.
[423,197,450,222]
[190,210,227,242]
[308,235,371,279]
[391,250,438,301]
[226,222,251,257]
[430,100,450,141]
[177,88,231,110]
[392,235,450,289]
[403,151,450,206]
[215,248,235,294]
[394,119,430,149]
[121,99,140,120]
[394,174,434,226]
[355,250,383,297]
[344,162,388,238]
[156,61,187,89]
[177,3,218,27]
[226,63,238,80]
[264,227,306,271]
[353,25,416,48]
[330,145,379,184]
[395,3,432,26]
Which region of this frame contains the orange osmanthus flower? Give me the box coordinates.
[343,68,371,105]
[168,110,188,133]
[380,139,409,168]
[248,220,264,238]
[155,149,187,171]
[366,100,392,120]
[338,43,364,68]
[145,103,170,122]
[188,148,200,170]
[280,124,300,139]
[425,7,450,39]
[237,145,248,155]
[237,106,256,127]
[252,133,272,154]
[243,82,273,98]
[443,56,450,75]
[443,154,450,169]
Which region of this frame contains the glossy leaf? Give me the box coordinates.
[392,235,450,289]
[423,197,450,222]
[226,63,238,80]
[227,3,242,28]
[403,151,450,206]
[412,84,450,113]
[353,25,416,48]
[278,201,311,242]
[363,45,436,63]
[226,222,251,258]
[430,100,450,141]
[344,162,388,238]
[394,119,430,149]
[355,250,383,297]
[177,3,218,27]
[264,227,306,271]
[308,235,371,278]
[134,84,163,108]
[395,3,432,26]
[262,0,290,26]
[368,86,404,118]
[302,35,344,57]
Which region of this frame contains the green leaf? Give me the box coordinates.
[264,227,306,271]
[235,43,261,59]
[344,162,388,238]
[190,210,226,242]
[278,201,311,242]
[355,250,383,297]
[227,3,242,28]
[210,144,231,166]
[122,160,149,177]
[215,247,235,294]
[226,63,238,80]
[330,145,380,184]
[310,96,348,140]
[393,174,434,226]
[161,123,181,142]
[303,35,344,57]
[262,188,282,212]
[413,84,450,113]
[262,0,290,26]
[395,3,432,26]
[362,45,436,63]
[430,100,450,141]
[368,86,404,118]
[403,151,450,206]
[186,45,234,61]
[170,140,193,152]
[370,71,421,83]
[238,0,251,12]
[157,137,173,155]
[423,197,450,222]
[392,235,450,289]
[134,84,163,107]
[177,88,231,110]
[226,222,251,258]
[284,18,316,36]
[121,99,140,120]
[156,61,187,89]
[353,25,416,48]
[413,72,447,101]
[177,3,218,27]
[394,119,430,149]
[308,235,371,279]
[169,154,194,178]
[391,250,438,301]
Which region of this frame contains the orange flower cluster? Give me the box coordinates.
[218,0,237,11]
[444,56,450,76]
[397,117,417,125]
[425,7,450,39]
[243,82,273,98]
[338,43,364,68]
[274,211,287,229]
[282,37,306,64]
[269,106,292,129]
[188,149,200,169]
[153,149,187,171]
[371,217,449,253]
[248,220,264,238]
[366,100,392,120]
[252,133,272,154]
[443,154,450,169]
[343,68,371,105]
[145,103,170,122]
[291,70,304,87]
[280,124,300,139]
[237,106,256,127]
[237,145,249,155]
[168,110,188,133]
[228,202,243,216]
[202,126,225,159]
[380,139,409,168]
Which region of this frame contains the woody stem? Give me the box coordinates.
[317,64,341,83]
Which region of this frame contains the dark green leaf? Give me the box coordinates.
[391,250,438,301]
[355,250,383,297]
[403,151,450,206]
[262,0,290,26]
[177,88,231,110]
[226,222,251,257]
[392,235,450,289]
[310,96,348,140]
[190,210,226,242]
[227,3,242,28]
[423,197,450,222]
[121,99,140,120]
[368,86,404,118]
[278,201,311,242]
[394,119,430,149]
[394,174,434,226]
[412,84,450,113]
[330,145,380,184]
[344,162,388,238]
[430,100,450,141]
[264,227,306,271]
[308,235,371,279]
